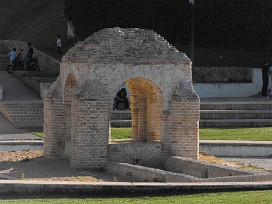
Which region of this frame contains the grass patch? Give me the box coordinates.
[111,127,272,141]
[32,132,44,138]
[1,190,272,203]
[33,127,272,141]
[111,128,132,140]
[200,127,272,141]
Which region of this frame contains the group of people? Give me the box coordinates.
[7,34,62,67]
[8,42,33,68]
[262,60,272,98]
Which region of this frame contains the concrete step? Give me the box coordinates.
[0,101,44,128]
[111,110,132,120]
[201,110,272,119]
[200,119,272,127]
[200,101,272,110]
[111,120,132,127]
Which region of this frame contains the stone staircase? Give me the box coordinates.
[200,100,272,127]
[110,110,132,127]
[0,40,9,71]
[111,99,272,128]
[0,100,43,129]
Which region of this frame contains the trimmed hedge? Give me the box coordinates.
[64,0,272,51]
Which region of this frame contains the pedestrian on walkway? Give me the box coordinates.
[261,60,269,98]
[268,66,272,97]
[7,48,16,65]
[23,43,33,70]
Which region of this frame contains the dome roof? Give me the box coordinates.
[63,27,189,64]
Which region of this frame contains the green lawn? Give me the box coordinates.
[199,127,272,141]
[33,127,272,141]
[110,127,272,141]
[1,190,272,204]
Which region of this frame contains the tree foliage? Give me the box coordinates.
[64,0,272,51]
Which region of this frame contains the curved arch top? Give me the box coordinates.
[62,27,190,65]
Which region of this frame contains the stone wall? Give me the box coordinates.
[108,142,162,167]
[4,40,60,73]
[0,100,43,128]
[105,157,272,183]
[164,156,252,178]
[106,161,199,182]
[194,67,252,83]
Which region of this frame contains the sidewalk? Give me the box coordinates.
[0,114,41,141]
[0,71,40,101]
[0,71,41,141]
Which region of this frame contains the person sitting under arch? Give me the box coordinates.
[114,88,129,110]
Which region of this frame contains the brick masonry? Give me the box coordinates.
[44,27,200,169]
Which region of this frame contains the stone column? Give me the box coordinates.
[43,96,66,159]
[166,101,200,159]
[70,98,109,169]
[162,81,200,159]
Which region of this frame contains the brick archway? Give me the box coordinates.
[44,27,200,169]
[126,77,163,142]
[63,74,78,158]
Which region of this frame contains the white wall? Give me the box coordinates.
[193,68,263,97]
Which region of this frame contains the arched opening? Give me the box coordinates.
[110,78,163,143]
[63,74,78,158]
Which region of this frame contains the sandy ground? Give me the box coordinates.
[0,151,135,182]
[0,151,269,182]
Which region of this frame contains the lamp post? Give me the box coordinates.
[189,0,195,81]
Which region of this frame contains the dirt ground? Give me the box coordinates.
[0,151,134,182]
[0,151,268,182]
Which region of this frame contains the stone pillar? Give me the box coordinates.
[165,101,200,159]
[161,81,200,159]
[130,84,147,142]
[44,96,66,158]
[146,85,161,141]
[70,98,109,169]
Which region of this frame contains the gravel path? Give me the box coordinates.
[222,157,272,172]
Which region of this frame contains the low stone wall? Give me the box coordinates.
[200,141,272,157]
[4,40,60,73]
[164,156,252,178]
[194,68,263,97]
[106,159,272,183]
[204,174,272,182]
[108,142,162,167]
[105,161,199,182]
[194,67,252,83]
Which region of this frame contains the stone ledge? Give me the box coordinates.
[0,140,43,151]
[0,180,271,197]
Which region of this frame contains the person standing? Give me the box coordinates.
[7,48,16,65]
[268,66,272,97]
[262,60,270,98]
[56,34,62,54]
[23,43,33,70]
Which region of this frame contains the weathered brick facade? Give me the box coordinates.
[44,28,200,169]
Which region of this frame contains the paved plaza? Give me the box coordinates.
[0,71,41,141]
